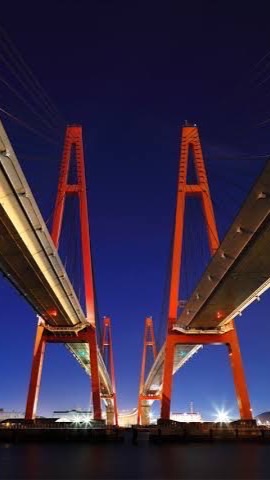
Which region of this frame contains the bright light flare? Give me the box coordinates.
[215,408,230,423]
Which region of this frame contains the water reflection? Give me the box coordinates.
[0,434,270,479]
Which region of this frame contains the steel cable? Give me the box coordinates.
[0,27,65,127]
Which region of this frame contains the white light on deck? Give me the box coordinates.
[215,408,230,423]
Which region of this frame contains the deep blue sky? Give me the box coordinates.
[0,0,270,420]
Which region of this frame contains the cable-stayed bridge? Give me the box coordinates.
[1,117,270,427]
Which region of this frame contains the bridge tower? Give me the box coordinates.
[161,123,252,421]
[25,125,110,422]
[137,316,158,425]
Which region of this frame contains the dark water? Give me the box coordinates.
[1,432,270,479]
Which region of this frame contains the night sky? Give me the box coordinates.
[0,0,270,420]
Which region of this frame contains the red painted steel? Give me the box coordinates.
[160,124,252,420]
[25,126,102,420]
[137,317,157,424]
[102,316,118,425]
[51,125,95,323]
[25,323,46,419]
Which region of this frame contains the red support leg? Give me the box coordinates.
[102,316,118,425]
[161,336,175,420]
[227,322,252,420]
[25,322,46,420]
[137,400,141,425]
[113,393,118,426]
[88,326,102,420]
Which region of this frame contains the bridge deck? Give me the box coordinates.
[177,160,270,330]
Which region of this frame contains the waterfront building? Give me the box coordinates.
[0,408,24,421]
[171,411,202,422]
[52,409,95,422]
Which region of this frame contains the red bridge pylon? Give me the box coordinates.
[161,123,252,421]
[102,316,118,425]
[25,125,103,421]
[137,316,158,425]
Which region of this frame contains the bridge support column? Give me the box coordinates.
[141,400,151,426]
[87,327,102,421]
[113,394,118,426]
[102,317,118,425]
[161,335,175,420]
[25,322,45,420]
[137,400,141,425]
[137,395,145,425]
[227,321,252,420]
[106,404,115,425]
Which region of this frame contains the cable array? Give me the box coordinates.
[0,27,65,136]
